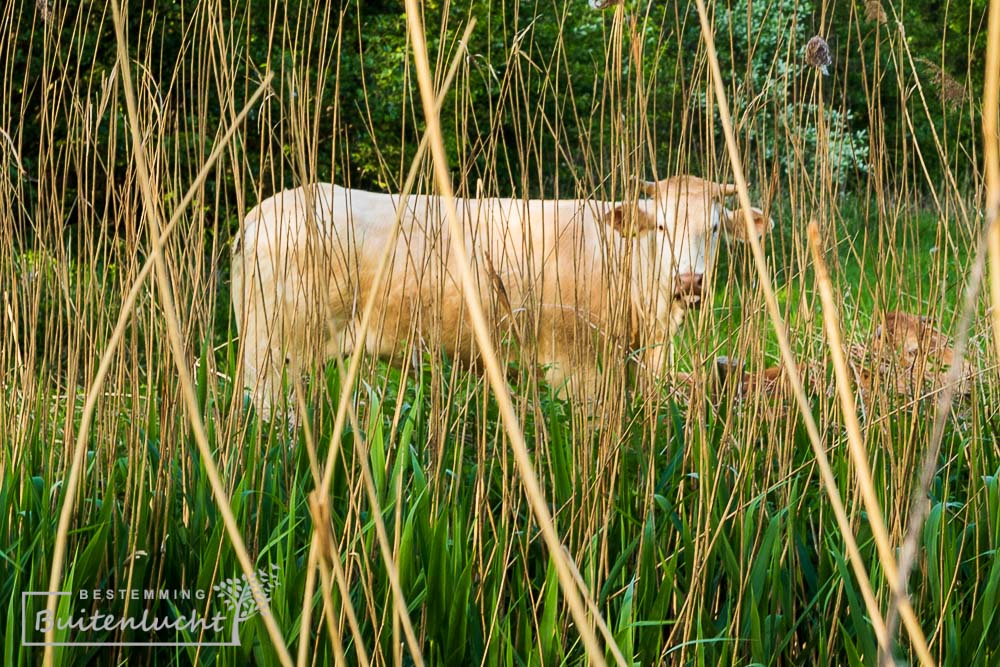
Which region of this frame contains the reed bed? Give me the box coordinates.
[2,0,998,665]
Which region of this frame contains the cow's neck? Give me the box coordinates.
[626,234,675,338]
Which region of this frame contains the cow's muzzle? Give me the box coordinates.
[673,272,704,308]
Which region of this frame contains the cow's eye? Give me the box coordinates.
[657,224,665,231]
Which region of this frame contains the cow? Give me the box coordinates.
[231,175,773,420]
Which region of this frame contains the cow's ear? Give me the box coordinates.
[605,205,657,236]
[634,178,659,197]
[723,206,773,242]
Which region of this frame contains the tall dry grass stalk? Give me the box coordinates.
[807,221,932,666]
[46,2,294,665]
[986,0,1000,375]
[400,4,617,662]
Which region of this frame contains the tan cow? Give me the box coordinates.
[857,310,976,399]
[713,310,977,411]
[231,175,772,420]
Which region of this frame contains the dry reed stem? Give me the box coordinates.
[807,222,933,665]
[320,511,372,667]
[110,3,294,662]
[306,488,371,667]
[296,539,339,667]
[691,0,901,654]
[881,203,995,663]
[986,0,1000,370]
[307,21,478,666]
[992,232,1000,376]
[304,495,350,667]
[45,2,294,664]
[40,68,276,661]
[291,379,353,667]
[894,18,972,233]
[402,1,620,664]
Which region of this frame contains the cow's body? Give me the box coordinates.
[232,177,769,420]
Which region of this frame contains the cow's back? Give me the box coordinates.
[318,188,623,358]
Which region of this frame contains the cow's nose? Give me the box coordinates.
[674,272,705,306]
[676,272,703,286]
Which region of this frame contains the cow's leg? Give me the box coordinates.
[533,307,576,398]
[235,296,291,424]
[540,355,573,397]
[243,344,287,424]
[538,342,601,403]
[641,271,702,383]
[644,339,673,378]
[232,244,283,423]
[234,243,353,425]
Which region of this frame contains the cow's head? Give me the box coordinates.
[605,175,773,320]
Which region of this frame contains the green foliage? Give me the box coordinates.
[8,0,985,250]
[694,0,870,187]
[4,261,999,664]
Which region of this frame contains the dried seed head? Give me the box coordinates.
[864,0,887,24]
[36,0,52,23]
[805,36,832,76]
[918,58,966,110]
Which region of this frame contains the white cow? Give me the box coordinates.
[231,176,772,420]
